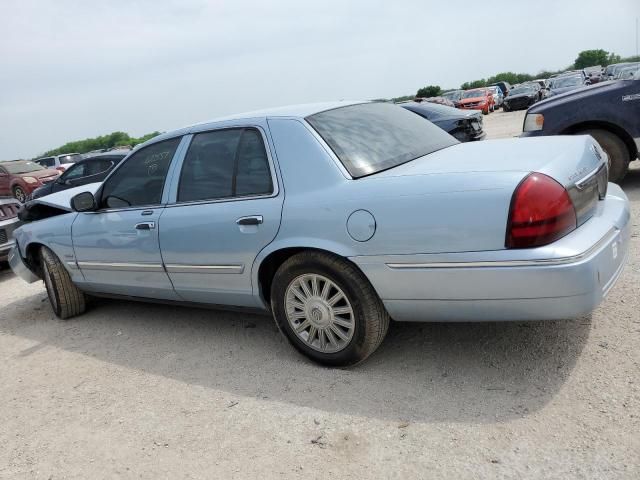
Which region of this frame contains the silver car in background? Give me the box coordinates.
[10,102,630,366]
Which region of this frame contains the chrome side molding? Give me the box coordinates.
[75,261,244,274]
[164,264,244,274]
[76,262,165,272]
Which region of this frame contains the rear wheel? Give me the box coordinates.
[13,186,26,203]
[40,247,86,319]
[579,129,630,183]
[270,251,389,367]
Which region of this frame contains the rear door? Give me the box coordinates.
[72,137,184,299]
[159,126,283,307]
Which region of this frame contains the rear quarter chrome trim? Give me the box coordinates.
[164,264,244,274]
[386,228,618,270]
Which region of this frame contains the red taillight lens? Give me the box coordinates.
[506,172,577,249]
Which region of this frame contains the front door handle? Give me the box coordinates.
[236,215,263,226]
[135,222,156,230]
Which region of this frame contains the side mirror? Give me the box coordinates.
[71,191,96,212]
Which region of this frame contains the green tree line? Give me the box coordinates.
[41,131,162,157]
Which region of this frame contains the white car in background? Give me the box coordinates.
[34,153,82,172]
[487,86,503,109]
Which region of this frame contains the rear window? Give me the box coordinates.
[59,154,82,164]
[306,103,458,178]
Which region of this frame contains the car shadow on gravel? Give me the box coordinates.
[2,291,591,424]
[0,265,16,284]
[620,165,640,201]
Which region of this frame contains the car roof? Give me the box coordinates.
[82,150,130,159]
[195,101,366,124]
[142,101,368,147]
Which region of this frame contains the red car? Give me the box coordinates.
[0,160,60,203]
[458,88,495,115]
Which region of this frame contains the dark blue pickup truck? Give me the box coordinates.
[521,72,640,183]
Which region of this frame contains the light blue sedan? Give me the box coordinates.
[10,101,630,366]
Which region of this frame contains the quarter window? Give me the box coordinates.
[100,138,180,209]
[178,128,273,203]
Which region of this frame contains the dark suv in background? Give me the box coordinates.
[30,150,128,200]
[521,70,640,182]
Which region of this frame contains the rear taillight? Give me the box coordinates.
[506,172,577,249]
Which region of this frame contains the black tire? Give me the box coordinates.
[503,104,510,112]
[40,246,86,319]
[580,129,630,183]
[270,251,390,367]
[13,186,27,203]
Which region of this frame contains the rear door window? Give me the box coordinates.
[177,128,273,203]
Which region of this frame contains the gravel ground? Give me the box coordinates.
[1,112,639,479]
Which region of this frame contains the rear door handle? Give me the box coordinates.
[236,215,263,226]
[135,222,156,230]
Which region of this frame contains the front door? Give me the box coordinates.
[72,137,183,300]
[159,127,283,307]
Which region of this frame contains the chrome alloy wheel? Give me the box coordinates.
[284,274,355,353]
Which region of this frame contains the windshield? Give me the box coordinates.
[59,153,82,164]
[3,161,45,174]
[408,102,459,117]
[550,76,582,88]
[462,89,485,98]
[510,86,534,95]
[441,90,462,100]
[306,103,458,178]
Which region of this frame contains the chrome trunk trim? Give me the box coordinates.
[386,228,618,270]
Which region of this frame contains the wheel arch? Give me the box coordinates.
[24,241,46,278]
[253,240,362,308]
[562,121,637,161]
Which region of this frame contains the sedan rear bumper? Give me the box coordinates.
[351,183,630,322]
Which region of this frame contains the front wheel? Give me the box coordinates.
[13,186,27,203]
[270,251,390,367]
[579,129,630,183]
[41,247,87,319]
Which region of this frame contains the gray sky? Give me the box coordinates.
[1,0,639,159]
